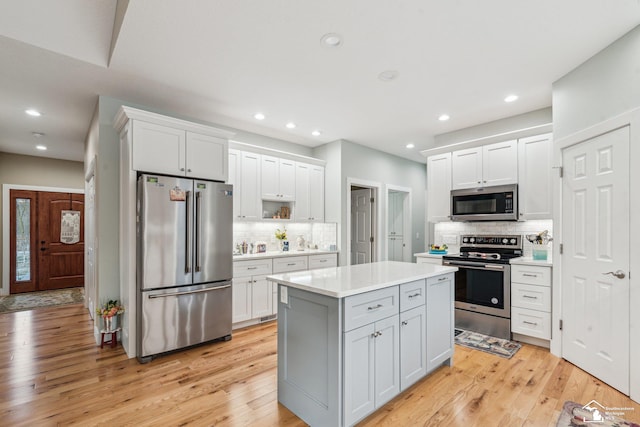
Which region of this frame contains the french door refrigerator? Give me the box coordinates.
[137,174,233,363]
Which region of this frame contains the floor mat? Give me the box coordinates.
[454,328,521,359]
[0,287,84,313]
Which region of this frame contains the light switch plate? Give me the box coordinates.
[280,285,288,304]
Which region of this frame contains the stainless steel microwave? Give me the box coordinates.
[450,184,518,221]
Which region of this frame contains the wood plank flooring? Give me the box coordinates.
[1,303,638,426]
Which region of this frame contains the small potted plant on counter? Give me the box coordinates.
[96,300,124,332]
[275,227,288,251]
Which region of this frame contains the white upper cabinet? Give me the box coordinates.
[121,107,232,181]
[185,132,228,181]
[132,121,186,176]
[451,140,518,189]
[518,133,553,220]
[295,162,325,222]
[427,153,452,222]
[261,155,296,201]
[228,149,261,220]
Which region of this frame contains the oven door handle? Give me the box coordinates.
[443,260,505,270]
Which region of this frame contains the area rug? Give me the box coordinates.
[556,400,639,426]
[0,287,84,313]
[454,328,521,359]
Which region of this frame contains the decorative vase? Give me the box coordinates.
[279,240,289,252]
[103,315,118,332]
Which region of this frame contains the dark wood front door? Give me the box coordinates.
[9,190,84,293]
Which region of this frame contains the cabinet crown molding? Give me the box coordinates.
[113,106,236,139]
[230,140,326,166]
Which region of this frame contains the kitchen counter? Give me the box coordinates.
[266,260,456,298]
[510,256,553,267]
[270,260,457,426]
[233,249,338,260]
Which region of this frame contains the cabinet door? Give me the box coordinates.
[240,152,260,220]
[279,159,296,201]
[451,147,482,189]
[388,192,403,236]
[132,121,186,175]
[518,134,553,220]
[426,274,454,372]
[294,163,311,221]
[344,323,376,426]
[260,155,279,199]
[232,277,252,323]
[228,150,241,220]
[482,140,518,187]
[185,132,228,181]
[388,237,404,262]
[427,153,452,221]
[308,165,324,221]
[251,275,272,318]
[400,306,427,391]
[373,314,400,408]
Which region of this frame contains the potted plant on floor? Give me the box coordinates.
[96,300,124,332]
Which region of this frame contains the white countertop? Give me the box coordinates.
[266,260,457,298]
[510,256,553,267]
[414,251,458,259]
[233,249,338,261]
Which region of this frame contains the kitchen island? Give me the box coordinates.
[267,261,457,427]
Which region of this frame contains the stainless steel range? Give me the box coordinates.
[442,234,522,339]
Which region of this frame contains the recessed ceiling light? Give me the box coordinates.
[378,70,399,82]
[286,122,296,129]
[406,143,415,149]
[311,130,322,137]
[32,132,45,137]
[35,144,47,151]
[504,94,519,103]
[254,112,265,120]
[25,109,42,117]
[320,33,342,48]
[438,114,450,121]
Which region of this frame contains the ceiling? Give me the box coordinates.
[1,1,639,164]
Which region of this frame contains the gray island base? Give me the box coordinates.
[266,261,458,427]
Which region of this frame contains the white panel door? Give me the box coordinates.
[185,132,228,181]
[294,163,311,220]
[251,275,272,318]
[344,323,375,426]
[561,126,630,394]
[309,165,325,221]
[518,134,553,220]
[373,315,400,408]
[278,159,296,200]
[351,189,372,264]
[260,155,279,199]
[400,306,427,391]
[239,152,260,220]
[232,277,252,323]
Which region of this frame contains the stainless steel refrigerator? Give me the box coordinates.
[137,174,233,363]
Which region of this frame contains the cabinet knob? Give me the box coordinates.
[477,181,481,184]
[188,168,192,173]
[401,321,408,326]
[180,168,185,172]
[483,180,487,183]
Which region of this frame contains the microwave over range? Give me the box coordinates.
[450,184,518,221]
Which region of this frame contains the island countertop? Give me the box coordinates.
[266,260,457,298]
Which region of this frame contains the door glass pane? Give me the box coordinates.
[15,198,31,281]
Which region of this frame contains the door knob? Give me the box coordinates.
[603,270,626,279]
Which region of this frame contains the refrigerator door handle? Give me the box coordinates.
[195,191,201,272]
[185,190,192,273]
[147,284,231,298]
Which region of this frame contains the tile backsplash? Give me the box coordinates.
[233,221,337,253]
[433,219,553,257]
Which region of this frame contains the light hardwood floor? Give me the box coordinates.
[1,303,638,426]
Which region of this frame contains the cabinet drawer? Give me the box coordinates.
[512,282,551,312]
[273,256,308,273]
[308,254,338,270]
[233,259,273,277]
[399,280,425,312]
[415,257,442,266]
[511,264,551,286]
[511,307,551,339]
[344,287,399,332]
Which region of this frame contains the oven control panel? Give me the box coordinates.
[460,235,521,247]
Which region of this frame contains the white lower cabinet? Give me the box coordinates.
[400,306,427,391]
[415,255,443,266]
[426,273,455,372]
[511,264,552,341]
[232,259,273,324]
[344,314,400,427]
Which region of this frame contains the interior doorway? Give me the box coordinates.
[386,186,411,262]
[8,189,84,294]
[348,179,380,265]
